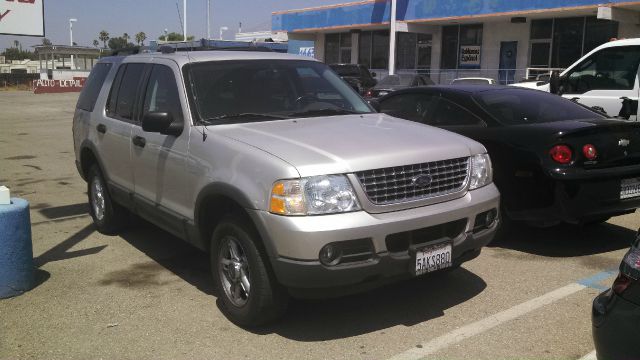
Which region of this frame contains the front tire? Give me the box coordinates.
[211,217,288,327]
[87,165,127,235]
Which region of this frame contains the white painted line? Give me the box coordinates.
[579,350,597,360]
[388,283,587,360]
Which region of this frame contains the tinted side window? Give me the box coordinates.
[428,98,484,126]
[142,65,183,122]
[565,46,640,93]
[380,93,438,123]
[77,63,112,112]
[106,63,145,120]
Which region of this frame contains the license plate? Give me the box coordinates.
[621,177,640,199]
[415,242,452,276]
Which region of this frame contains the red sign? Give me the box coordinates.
[33,77,86,94]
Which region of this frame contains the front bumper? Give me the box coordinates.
[250,184,500,289]
[592,289,640,360]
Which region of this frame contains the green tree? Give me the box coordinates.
[158,32,194,41]
[41,38,52,46]
[98,30,109,48]
[2,47,37,61]
[108,36,134,50]
[93,39,99,48]
[123,33,130,43]
[135,32,147,46]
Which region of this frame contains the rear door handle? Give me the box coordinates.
[132,136,146,148]
[96,124,107,134]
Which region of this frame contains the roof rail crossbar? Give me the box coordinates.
[110,47,141,56]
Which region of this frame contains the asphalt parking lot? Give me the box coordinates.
[0,91,637,360]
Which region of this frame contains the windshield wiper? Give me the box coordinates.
[202,112,290,124]
[287,108,364,118]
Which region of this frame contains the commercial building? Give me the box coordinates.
[272,0,640,84]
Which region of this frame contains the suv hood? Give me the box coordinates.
[216,113,484,177]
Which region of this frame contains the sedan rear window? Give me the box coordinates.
[473,89,605,125]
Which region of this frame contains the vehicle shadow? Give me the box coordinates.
[490,222,636,257]
[117,219,487,340]
[254,268,486,341]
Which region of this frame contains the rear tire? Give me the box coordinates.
[211,216,288,327]
[87,165,128,235]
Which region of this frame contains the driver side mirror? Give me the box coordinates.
[549,70,562,95]
[142,112,183,136]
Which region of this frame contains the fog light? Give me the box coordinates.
[319,244,342,266]
[486,209,497,226]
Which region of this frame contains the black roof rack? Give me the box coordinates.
[171,45,275,53]
[110,47,141,56]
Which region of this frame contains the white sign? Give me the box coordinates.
[459,45,481,68]
[395,21,408,32]
[0,0,45,37]
[299,47,315,58]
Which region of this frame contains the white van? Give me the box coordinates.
[514,38,640,120]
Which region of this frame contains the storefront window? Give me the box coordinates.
[441,24,483,70]
[372,31,390,69]
[397,33,417,70]
[584,17,619,54]
[325,33,340,64]
[529,17,618,71]
[417,34,432,72]
[359,32,372,68]
[552,17,584,68]
[340,33,352,64]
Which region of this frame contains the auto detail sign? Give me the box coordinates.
[459,45,481,68]
[0,0,45,37]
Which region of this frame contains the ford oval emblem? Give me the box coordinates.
[412,174,432,188]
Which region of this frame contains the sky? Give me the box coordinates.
[0,0,339,50]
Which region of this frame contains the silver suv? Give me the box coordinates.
[73,49,500,327]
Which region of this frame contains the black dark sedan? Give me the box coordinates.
[365,74,434,99]
[376,85,640,226]
[329,63,377,94]
[592,230,640,359]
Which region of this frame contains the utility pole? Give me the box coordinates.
[207,0,211,39]
[388,0,397,75]
[183,0,187,42]
[69,18,77,70]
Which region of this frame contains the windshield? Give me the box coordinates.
[330,65,361,77]
[378,75,414,87]
[473,88,605,125]
[452,78,491,85]
[186,60,372,124]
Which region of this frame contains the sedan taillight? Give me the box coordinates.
[550,145,573,164]
[583,144,598,161]
[616,237,640,295]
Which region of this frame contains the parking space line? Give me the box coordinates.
[579,350,597,360]
[388,283,586,360]
[577,269,618,291]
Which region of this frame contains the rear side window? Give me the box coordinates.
[379,93,439,123]
[76,63,112,112]
[428,98,485,126]
[106,63,145,120]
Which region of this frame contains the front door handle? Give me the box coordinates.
[96,124,107,134]
[132,136,146,148]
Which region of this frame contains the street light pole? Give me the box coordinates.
[219,26,228,40]
[207,0,211,40]
[69,18,77,70]
[183,0,187,42]
[388,0,397,75]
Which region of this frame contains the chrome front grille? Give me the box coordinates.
[355,157,470,205]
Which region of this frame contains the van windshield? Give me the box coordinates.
[186,60,373,124]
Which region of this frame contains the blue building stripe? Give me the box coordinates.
[273,0,634,32]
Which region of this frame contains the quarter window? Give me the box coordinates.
[77,63,112,112]
[379,93,439,123]
[428,98,484,126]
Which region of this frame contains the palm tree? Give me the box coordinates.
[93,39,99,48]
[123,33,130,43]
[135,32,147,46]
[13,40,19,48]
[98,30,109,48]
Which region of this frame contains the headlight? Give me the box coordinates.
[270,175,361,215]
[469,153,493,190]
